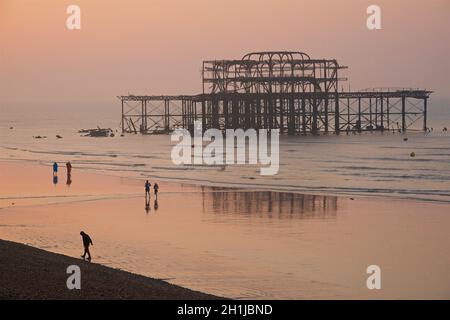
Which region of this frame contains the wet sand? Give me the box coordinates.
[0,239,220,299]
[1,160,450,299]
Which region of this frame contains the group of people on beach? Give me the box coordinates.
[145,180,159,213]
[145,180,159,199]
[52,161,72,186]
[52,161,162,262]
[52,161,94,262]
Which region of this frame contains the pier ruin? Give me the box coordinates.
[118,51,432,135]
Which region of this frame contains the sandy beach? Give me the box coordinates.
[1,160,450,299]
[0,239,220,300]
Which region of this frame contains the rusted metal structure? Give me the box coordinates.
[118,51,432,135]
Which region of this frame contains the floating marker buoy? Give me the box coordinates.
[410,152,416,157]
[403,137,408,142]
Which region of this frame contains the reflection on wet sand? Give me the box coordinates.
[202,187,338,219]
[2,161,450,299]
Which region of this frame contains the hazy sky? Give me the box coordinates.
[1,0,449,109]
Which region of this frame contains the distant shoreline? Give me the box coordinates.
[0,239,223,300]
[1,157,450,205]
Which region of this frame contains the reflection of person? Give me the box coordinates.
[53,175,58,185]
[53,162,58,177]
[80,231,93,261]
[145,197,150,213]
[153,183,159,199]
[154,199,159,211]
[66,174,72,186]
[145,180,151,198]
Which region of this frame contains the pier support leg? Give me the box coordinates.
[335,94,340,135]
[121,99,124,133]
[423,98,428,131]
[402,96,406,132]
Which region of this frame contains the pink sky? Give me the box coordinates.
[1,0,449,108]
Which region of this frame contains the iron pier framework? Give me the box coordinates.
[119,51,432,135]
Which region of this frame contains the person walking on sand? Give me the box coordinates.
[53,162,58,177]
[145,180,151,199]
[80,231,93,261]
[66,161,72,187]
[66,161,72,175]
[153,182,159,200]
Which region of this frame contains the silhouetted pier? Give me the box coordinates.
[119,51,432,135]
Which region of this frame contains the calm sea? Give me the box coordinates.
[1,102,449,203]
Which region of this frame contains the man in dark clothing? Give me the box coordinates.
[145,180,151,198]
[153,182,159,200]
[66,161,72,175]
[66,161,73,187]
[80,231,93,261]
